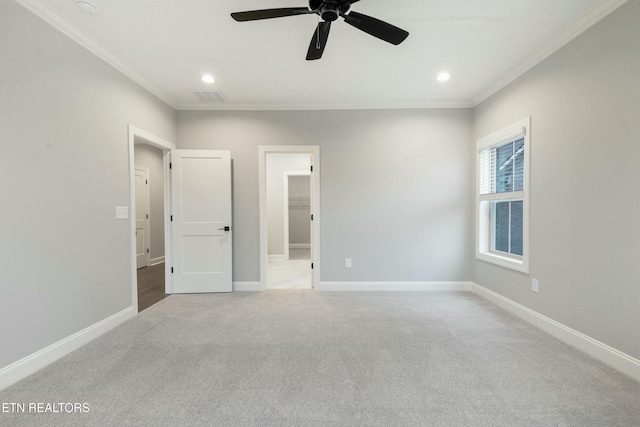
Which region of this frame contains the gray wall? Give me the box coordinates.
[472,1,640,359]
[0,2,176,369]
[289,175,311,246]
[133,142,165,261]
[266,153,311,255]
[177,109,473,282]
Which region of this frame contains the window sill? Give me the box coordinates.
[476,251,529,274]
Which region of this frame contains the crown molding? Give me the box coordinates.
[15,0,178,109]
[175,100,474,111]
[472,0,629,107]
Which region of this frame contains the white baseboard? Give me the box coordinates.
[268,255,286,262]
[316,281,473,292]
[150,256,165,266]
[233,281,263,292]
[0,306,136,391]
[289,244,310,249]
[471,282,640,382]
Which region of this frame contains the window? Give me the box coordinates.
[476,118,530,273]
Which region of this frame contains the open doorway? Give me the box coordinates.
[267,164,312,289]
[133,142,168,311]
[259,146,320,291]
[128,125,175,313]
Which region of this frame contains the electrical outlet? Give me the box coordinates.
[345,258,352,268]
[532,278,539,293]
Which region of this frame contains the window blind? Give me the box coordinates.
[479,137,525,195]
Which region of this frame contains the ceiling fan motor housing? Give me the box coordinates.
[309,0,351,22]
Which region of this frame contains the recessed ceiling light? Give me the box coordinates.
[437,72,451,82]
[201,74,215,84]
[76,0,97,14]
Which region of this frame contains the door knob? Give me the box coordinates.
[218,226,231,231]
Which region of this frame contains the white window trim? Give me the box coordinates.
[475,117,530,273]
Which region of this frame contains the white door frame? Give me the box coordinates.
[128,125,175,312]
[259,146,320,291]
[134,165,151,268]
[283,171,311,261]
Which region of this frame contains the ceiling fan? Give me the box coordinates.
[231,0,409,60]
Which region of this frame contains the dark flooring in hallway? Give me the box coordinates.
[137,263,167,312]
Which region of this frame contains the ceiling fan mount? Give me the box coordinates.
[231,0,409,60]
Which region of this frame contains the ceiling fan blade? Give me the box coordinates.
[306,21,331,60]
[343,11,409,45]
[231,7,312,22]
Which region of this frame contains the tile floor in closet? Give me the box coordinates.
[268,248,312,289]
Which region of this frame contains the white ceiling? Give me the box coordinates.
[17,0,627,110]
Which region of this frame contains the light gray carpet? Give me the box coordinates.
[1,291,639,426]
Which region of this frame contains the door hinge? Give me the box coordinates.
[146,248,149,253]
[311,262,314,269]
[145,180,148,185]
[171,267,174,273]
[170,215,173,222]
[311,214,314,221]
[146,214,149,219]
[310,165,313,172]
[169,162,172,169]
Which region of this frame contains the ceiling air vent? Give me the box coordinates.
[192,90,228,103]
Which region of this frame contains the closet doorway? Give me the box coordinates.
[270,171,312,289]
[259,146,320,291]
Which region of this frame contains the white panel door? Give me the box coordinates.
[135,167,149,269]
[171,150,232,293]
